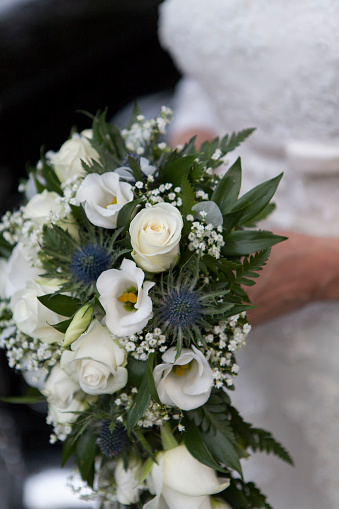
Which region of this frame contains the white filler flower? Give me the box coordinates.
[75,172,133,228]
[153,346,214,411]
[129,202,183,273]
[115,457,144,505]
[97,258,154,337]
[145,445,229,509]
[60,320,128,396]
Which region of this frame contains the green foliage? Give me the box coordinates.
[219,128,256,154]
[223,477,274,509]
[231,249,271,288]
[222,230,287,257]
[211,158,242,214]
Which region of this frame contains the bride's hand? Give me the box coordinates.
[247,233,339,325]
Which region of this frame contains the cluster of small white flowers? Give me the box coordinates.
[48,419,73,443]
[143,183,182,209]
[121,108,172,153]
[187,218,225,259]
[0,208,25,245]
[118,328,168,361]
[59,175,82,209]
[199,314,251,389]
[138,399,172,428]
[0,306,61,371]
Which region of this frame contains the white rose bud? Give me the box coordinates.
[62,303,93,348]
[129,202,183,273]
[46,131,99,182]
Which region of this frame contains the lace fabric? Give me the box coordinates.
[159,1,339,507]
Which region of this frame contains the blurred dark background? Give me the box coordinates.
[0,1,179,507]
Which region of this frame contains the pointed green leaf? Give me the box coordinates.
[222,231,287,257]
[126,377,151,431]
[146,353,161,405]
[159,155,197,187]
[211,158,242,214]
[233,173,283,225]
[76,430,97,486]
[117,199,143,232]
[51,317,73,333]
[202,428,242,476]
[37,294,81,317]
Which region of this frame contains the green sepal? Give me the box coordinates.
[37,293,81,317]
[51,317,73,333]
[222,230,287,257]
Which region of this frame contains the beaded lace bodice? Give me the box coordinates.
[159,0,339,140]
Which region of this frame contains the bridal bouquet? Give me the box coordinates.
[0,107,291,509]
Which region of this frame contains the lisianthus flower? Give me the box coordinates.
[129,202,183,273]
[75,172,133,228]
[145,445,229,509]
[115,156,157,182]
[96,258,154,337]
[153,346,214,410]
[60,320,128,396]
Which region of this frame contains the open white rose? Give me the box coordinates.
[75,172,134,228]
[0,258,8,299]
[145,445,229,509]
[46,131,99,182]
[97,258,154,337]
[129,202,183,273]
[60,320,128,396]
[115,457,143,505]
[42,363,86,425]
[5,242,41,298]
[153,346,214,410]
[23,189,64,226]
[10,278,67,343]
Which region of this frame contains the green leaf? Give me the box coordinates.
[159,155,197,187]
[160,422,179,451]
[211,158,242,214]
[126,376,151,431]
[61,435,77,467]
[222,230,287,257]
[179,174,196,218]
[134,429,157,462]
[76,430,97,487]
[127,357,148,388]
[183,418,227,474]
[117,199,143,232]
[219,128,255,154]
[40,151,62,195]
[37,294,81,317]
[51,317,73,333]
[128,156,143,182]
[202,428,242,476]
[222,210,244,237]
[233,173,283,225]
[146,353,161,405]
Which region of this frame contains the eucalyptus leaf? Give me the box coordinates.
[193,201,223,227]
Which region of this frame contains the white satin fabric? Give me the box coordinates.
[159,1,339,507]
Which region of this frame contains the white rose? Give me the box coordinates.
[46,131,99,182]
[115,457,143,505]
[60,320,128,396]
[145,445,229,509]
[5,242,41,298]
[23,189,64,226]
[10,278,67,343]
[153,346,214,411]
[75,171,133,228]
[42,363,86,425]
[129,202,183,273]
[97,258,154,337]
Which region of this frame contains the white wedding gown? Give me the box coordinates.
[159,1,339,508]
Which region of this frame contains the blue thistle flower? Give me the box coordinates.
[98,421,126,458]
[159,287,202,330]
[70,243,111,285]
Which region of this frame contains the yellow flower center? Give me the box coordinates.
[105,196,117,208]
[172,362,192,377]
[118,287,137,311]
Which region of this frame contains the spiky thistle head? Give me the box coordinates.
[70,243,111,285]
[98,420,126,458]
[151,257,232,354]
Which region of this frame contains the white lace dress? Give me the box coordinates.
[159,1,339,508]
